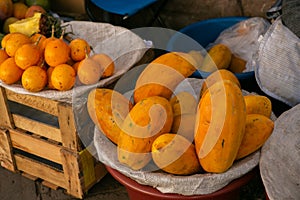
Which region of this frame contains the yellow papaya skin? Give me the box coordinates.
[152,133,202,175]
[133,52,197,104]
[244,95,272,118]
[235,114,274,160]
[228,54,246,73]
[170,91,197,117]
[200,44,232,72]
[87,88,133,144]
[200,69,241,98]
[117,96,173,170]
[171,113,196,142]
[194,80,246,173]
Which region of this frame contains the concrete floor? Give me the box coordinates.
[0,165,267,200]
[0,166,129,200]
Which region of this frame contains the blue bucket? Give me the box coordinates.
[167,17,254,80]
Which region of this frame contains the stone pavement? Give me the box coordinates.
[0,166,129,200]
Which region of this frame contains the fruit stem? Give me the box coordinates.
[34,35,43,46]
[50,25,55,38]
[59,29,65,40]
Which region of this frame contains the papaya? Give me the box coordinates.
[152,133,202,175]
[194,80,246,173]
[87,88,133,144]
[171,113,196,142]
[200,44,232,72]
[169,91,197,117]
[187,50,204,69]
[228,54,247,73]
[133,52,197,104]
[117,96,173,170]
[200,69,240,98]
[244,95,272,118]
[236,114,274,160]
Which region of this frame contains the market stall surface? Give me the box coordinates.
[0,165,266,200]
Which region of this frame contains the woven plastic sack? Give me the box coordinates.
[260,104,300,200]
[254,17,300,107]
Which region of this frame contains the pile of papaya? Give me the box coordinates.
[87,51,274,175]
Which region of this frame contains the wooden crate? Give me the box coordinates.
[0,86,107,199]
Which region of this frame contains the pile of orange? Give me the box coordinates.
[1,0,115,92]
[0,30,115,92]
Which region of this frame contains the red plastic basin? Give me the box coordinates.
[106,165,258,200]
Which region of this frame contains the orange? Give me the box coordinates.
[1,32,17,49]
[0,49,9,65]
[41,36,56,52]
[0,57,23,84]
[0,0,13,21]
[14,42,42,70]
[25,0,50,10]
[30,33,46,50]
[5,32,31,57]
[39,24,56,50]
[91,53,115,78]
[44,38,70,67]
[3,16,19,33]
[13,2,28,19]
[46,66,55,89]
[51,63,76,91]
[69,38,91,62]
[77,57,102,85]
[72,61,80,74]
[24,5,46,18]
[21,65,47,92]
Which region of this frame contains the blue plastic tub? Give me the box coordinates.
[167,17,254,80]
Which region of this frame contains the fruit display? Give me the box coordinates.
[88,52,275,175]
[0,4,116,93]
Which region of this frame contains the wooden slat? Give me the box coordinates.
[60,148,83,198]
[22,172,39,181]
[10,129,63,164]
[12,114,62,143]
[0,87,14,128]
[5,89,59,116]
[58,103,80,151]
[0,129,15,171]
[42,180,60,190]
[14,154,66,189]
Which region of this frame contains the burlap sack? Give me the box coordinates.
[260,104,300,200]
[254,17,300,107]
